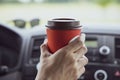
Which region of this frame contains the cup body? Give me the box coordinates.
[46,18,81,53]
[47,28,81,53]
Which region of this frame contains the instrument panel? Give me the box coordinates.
[22,26,120,80]
[1,23,120,80]
[80,34,120,80]
[23,33,120,80]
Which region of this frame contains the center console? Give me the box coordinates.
[23,32,120,80]
[79,34,120,80]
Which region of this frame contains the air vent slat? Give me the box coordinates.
[115,37,120,59]
[30,37,45,64]
[33,46,40,50]
[34,39,44,46]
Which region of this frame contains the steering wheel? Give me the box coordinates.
[0,23,23,77]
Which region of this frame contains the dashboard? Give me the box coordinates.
[0,23,120,80]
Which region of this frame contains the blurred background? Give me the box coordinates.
[0,0,120,29]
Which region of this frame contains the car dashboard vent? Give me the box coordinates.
[30,36,45,64]
[115,37,120,60]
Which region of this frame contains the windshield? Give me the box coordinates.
[0,0,120,29]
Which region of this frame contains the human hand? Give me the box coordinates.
[35,34,88,80]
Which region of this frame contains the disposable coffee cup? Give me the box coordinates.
[46,18,82,53]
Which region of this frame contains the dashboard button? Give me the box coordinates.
[97,72,105,80]
[115,70,120,77]
[94,70,108,80]
[99,46,110,56]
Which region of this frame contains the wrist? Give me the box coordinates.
[35,74,47,80]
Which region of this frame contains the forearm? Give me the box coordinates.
[35,74,57,80]
[35,70,62,80]
[35,72,47,80]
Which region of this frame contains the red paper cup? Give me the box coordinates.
[46,18,82,53]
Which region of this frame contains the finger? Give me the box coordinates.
[69,33,86,43]
[80,33,86,43]
[62,36,83,54]
[77,67,85,78]
[67,33,86,53]
[75,55,88,68]
[73,45,88,59]
[40,39,52,58]
[54,33,86,57]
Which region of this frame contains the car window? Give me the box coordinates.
[0,0,120,29]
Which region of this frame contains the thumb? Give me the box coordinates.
[40,39,51,58]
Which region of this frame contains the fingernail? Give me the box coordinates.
[69,35,79,43]
[80,33,86,43]
[43,39,48,44]
[36,62,40,71]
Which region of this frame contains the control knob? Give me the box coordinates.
[99,46,110,56]
[94,70,108,80]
